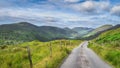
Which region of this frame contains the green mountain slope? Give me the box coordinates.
[89,24,120,68]
[95,27,120,43]
[63,27,78,38]
[72,27,93,37]
[83,24,113,39]
[0,22,77,45]
[0,22,40,45]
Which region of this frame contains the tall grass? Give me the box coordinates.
[88,27,120,68]
[0,40,81,68]
[89,42,120,68]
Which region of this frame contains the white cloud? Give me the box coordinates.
[0,8,84,23]
[64,0,79,3]
[70,1,95,13]
[111,5,120,16]
[79,1,95,12]
[0,0,119,28]
[99,1,110,10]
[70,1,110,14]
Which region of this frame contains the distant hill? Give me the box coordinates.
[64,27,78,38]
[0,22,40,45]
[1,22,118,45]
[94,24,120,43]
[38,26,77,40]
[82,24,114,40]
[0,22,77,45]
[0,22,95,45]
[72,27,93,37]
[85,25,113,37]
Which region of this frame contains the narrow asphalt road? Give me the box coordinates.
[60,41,112,68]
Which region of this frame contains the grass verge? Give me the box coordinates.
[88,42,120,68]
[0,40,81,68]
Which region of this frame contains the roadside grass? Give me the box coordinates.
[0,40,81,68]
[88,27,120,68]
[88,42,120,68]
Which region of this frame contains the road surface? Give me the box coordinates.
[60,41,112,68]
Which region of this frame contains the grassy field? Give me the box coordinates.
[0,40,81,68]
[88,28,120,68]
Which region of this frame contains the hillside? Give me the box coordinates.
[95,25,120,43]
[0,22,77,45]
[63,27,78,38]
[88,25,120,68]
[83,24,113,40]
[72,27,93,37]
[0,22,97,45]
[0,22,40,45]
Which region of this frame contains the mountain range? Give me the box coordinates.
[72,27,93,37]
[82,24,120,40]
[0,22,90,45]
[0,22,120,45]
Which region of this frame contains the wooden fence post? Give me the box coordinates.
[45,60,48,68]
[64,40,67,48]
[26,46,33,68]
[69,40,71,46]
[60,40,62,50]
[49,42,52,58]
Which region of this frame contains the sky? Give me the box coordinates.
[0,0,120,28]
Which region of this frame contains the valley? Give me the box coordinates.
[0,22,120,68]
[0,0,120,68]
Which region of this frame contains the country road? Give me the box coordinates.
[60,41,112,68]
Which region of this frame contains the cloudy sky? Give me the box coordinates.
[0,0,120,28]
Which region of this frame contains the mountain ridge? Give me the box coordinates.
[0,22,78,45]
[82,24,120,40]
